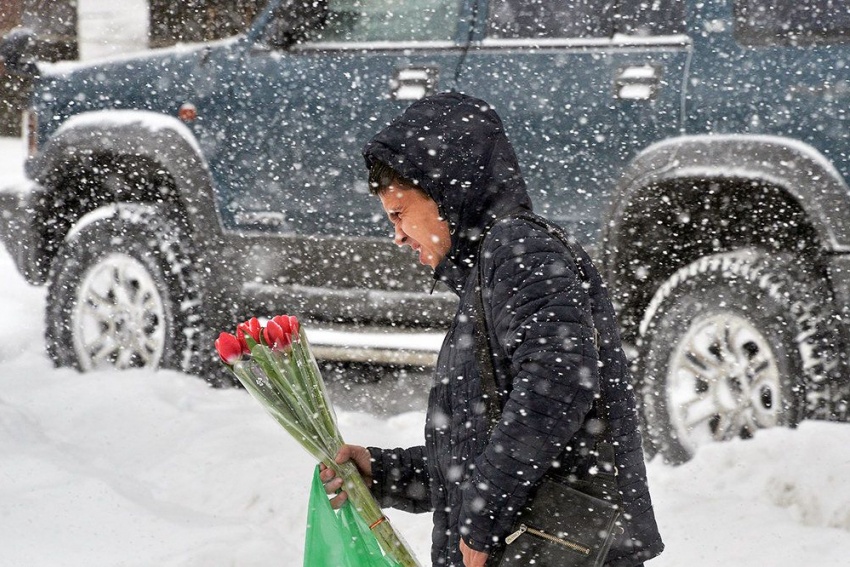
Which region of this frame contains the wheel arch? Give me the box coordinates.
[27,110,225,283]
[603,135,847,339]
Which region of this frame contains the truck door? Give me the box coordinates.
[215,0,472,321]
[457,0,688,250]
[609,1,690,176]
[225,0,470,239]
[457,0,620,246]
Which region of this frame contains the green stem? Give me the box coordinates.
[291,334,343,448]
[235,360,299,423]
[231,362,329,462]
[254,346,321,442]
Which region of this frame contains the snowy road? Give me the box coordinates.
[1,136,850,566]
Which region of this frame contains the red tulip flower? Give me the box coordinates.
[237,317,262,354]
[263,315,300,350]
[215,332,243,365]
[275,315,299,338]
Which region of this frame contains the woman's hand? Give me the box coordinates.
[460,537,489,567]
[318,444,373,509]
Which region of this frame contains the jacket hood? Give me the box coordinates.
[362,92,533,290]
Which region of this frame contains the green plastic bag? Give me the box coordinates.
[304,466,401,567]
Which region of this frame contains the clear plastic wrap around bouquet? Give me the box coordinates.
[214,316,420,567]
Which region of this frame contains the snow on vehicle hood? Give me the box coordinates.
[38,35,242,78]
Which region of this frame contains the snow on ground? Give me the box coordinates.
[0,136,27,189]
[1,135,850,566]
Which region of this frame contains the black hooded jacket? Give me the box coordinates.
[362,92,663,567]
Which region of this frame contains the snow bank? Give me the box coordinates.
[0,137,28,194]
[648,423,850,566]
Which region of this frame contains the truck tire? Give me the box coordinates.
[636,248,839,464]
[45,203,214,379]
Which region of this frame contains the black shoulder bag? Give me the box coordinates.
[472,212,623,567]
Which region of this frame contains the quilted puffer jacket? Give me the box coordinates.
[361,92,663,567]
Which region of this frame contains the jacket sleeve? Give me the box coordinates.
[458,222,599,552]
[366,445,433,514]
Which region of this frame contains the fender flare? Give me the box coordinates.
[602,134,850,281]
[28,110,225,247]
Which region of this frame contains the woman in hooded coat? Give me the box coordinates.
[318,92,664,567]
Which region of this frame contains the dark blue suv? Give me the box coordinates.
[1,0,848,462]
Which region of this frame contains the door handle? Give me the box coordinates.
[390,65,439,101]
[614,64,662,101]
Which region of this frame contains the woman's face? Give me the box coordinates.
[379,182,451,269]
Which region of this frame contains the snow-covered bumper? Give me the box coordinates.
[0,179,47,285]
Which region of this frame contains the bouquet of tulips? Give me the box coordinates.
[214,316,420,567]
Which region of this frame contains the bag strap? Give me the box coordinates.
[472,212,620,499]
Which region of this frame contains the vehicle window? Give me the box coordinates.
[615,0,686,36]
[487,0,614,39]
[735,0,850,46]
[306,0,462,42]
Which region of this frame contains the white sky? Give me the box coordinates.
[77,0,149,61]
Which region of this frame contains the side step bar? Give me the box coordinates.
[304,325,445,366]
